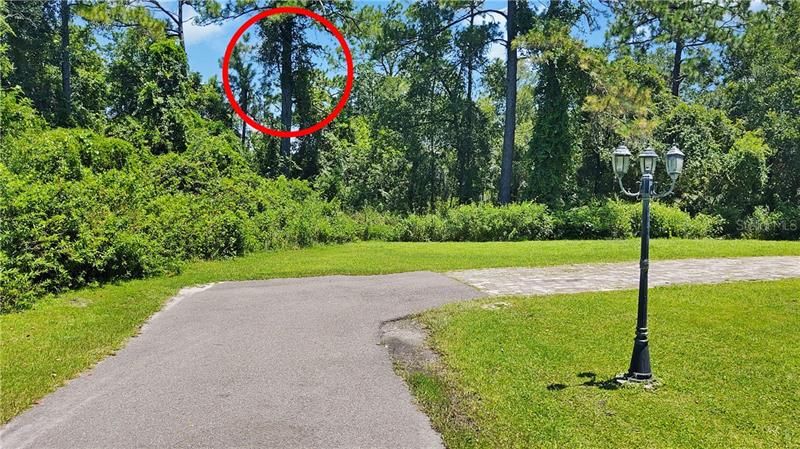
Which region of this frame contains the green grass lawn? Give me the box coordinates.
[1,239,798,423]
[409,279,800,448]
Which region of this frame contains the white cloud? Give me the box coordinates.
[183,5,229,45]
[749,0,766,12]
[184,20,229,45]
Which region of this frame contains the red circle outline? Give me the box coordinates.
[222,7,353,138]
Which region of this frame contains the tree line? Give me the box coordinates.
[2,0,798,227]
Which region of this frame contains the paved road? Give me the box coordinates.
[449,256,800,296]
[3,256,798,449]
[1,273,482,449]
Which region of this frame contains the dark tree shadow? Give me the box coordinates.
[545,372,621,391]
[578,371,621,390]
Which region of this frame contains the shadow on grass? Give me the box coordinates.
[546,372,621,391]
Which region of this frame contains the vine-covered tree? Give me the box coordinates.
[522,0,594,208]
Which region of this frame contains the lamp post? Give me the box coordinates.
[612,144,685,382]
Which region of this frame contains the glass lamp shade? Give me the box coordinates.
[639,147,658,174]
[612,145,632,177]
[666,145,685,180]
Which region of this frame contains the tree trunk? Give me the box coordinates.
[428,77,436,211]
[177,0,186,52]
[671,36,683,97]
[498,0,517,204]
[240,89,248,150]
[60,0,71,124]
[458,3,477,204]
[279,17,294,173]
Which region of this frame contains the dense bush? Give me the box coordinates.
[394,203,555,242]
[655,102,741,215]
[556,201,634,239]
[351,208,401,241]
[555,200,723,240]
[741,204,800,240]
[0,121,365,311]
[444,203,555,241]
[707,131,773,235]
[390,201,721,242]
[2,128,140,181]
[0,89,45,138]
[646,203,724,239]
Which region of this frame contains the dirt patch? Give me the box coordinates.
[379,317,480,444]
[68,298,89,308]
[481,301,511,310]
[380,318,440,372]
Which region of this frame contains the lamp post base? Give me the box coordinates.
[614,372,658,388]
[617,372,654,383]
[626,329,652,377]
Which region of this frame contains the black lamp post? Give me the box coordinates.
[612,144,685,382]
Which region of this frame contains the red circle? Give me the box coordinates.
[221,7,353,138]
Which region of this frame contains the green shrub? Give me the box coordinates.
[550,200,722,240]
[0,126,365,311]
[711,131,773,235]
[3,128,140,182]
[352,208,401,241]
[458,203,554,241]
[395,214,448,242]
[778,205,800,240]
[195,209,247,258]
[656,102,741,215]
[0,88,45,140]
[394,203,555,242]
[557,200,635,239]
[742,205,800,240]
[650,203,694,237]
[4,129,83,180]
[152,152,219,194]
[0,250,37,311]
[390,201,722,243]
[627,202,724,238]
[685,213,725,239]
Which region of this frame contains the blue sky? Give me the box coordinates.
[183,9,248,80]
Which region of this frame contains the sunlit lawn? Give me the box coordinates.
[410,279,800,448]
[1,239,798,423]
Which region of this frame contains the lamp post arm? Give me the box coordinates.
[617,176,640,198]
[652,178,678,199]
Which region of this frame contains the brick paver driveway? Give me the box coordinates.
[448,256,800,296]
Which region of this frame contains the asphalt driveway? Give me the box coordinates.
[1,272,482,449]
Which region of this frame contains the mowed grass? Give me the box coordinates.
[411,279,800,448]
[1,239,798,423]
